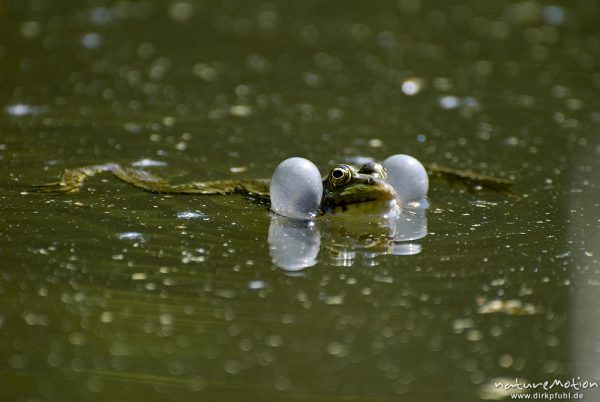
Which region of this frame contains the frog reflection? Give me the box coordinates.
[268,206,427,271]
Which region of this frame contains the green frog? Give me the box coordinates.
[34,156,512,219]
[35,161,397,213]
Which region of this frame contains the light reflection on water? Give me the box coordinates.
[5,103,48,116]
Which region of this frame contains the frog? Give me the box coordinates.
[34,160,397,215]
[34,154,513,220]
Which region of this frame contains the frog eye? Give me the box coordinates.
[329,165,352,187]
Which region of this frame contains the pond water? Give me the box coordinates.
[1,1,600,401]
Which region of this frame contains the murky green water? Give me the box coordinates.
[2,1,600,401]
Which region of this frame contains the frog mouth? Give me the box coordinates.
[339,182,395,203]
[325,198,399,216]
[322,182,397,213]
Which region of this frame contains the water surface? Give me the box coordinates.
[1,1,600,401]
